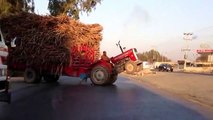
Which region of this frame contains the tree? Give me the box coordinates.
[0,0,12,16]
[137,53,148,61]
[137,49,171,62]
[0,0,102,19]
[0,0,34,16]
[48,0,102,19]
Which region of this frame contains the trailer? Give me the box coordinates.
[0,13,141,86]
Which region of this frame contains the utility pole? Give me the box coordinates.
[182,32,193,69]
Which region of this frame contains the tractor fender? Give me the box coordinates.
[90,60,113,74]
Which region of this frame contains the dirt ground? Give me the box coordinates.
[184,67,213,74]
[122,71,213,110]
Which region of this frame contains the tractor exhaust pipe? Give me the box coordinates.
[116,41,124,53]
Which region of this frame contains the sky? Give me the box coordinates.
[34,0,213,61]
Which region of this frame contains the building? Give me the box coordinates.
[197,49,213,62]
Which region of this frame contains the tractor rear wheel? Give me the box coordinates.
[24,68,41,83]
[125,61,137,74]
[107,69,118,85]
[43,74,59,83]
[107,74,117,85]
[90,66,110,86]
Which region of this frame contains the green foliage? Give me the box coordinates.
[48,0,102,19]
[137,49,171,62]
[0,0,102,19]
[0,0,34,17]
[0,0,12,16]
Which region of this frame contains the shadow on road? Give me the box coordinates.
[0,76,212,120]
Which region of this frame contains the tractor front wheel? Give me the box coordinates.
[125,61,137,74]
[90,66,110,86]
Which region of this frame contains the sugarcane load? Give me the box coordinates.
[0,12,141,86]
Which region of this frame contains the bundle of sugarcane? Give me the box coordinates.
[0,12,103,74]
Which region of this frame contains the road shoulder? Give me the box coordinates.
[121,72,213,112]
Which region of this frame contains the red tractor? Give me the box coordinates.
[111,41,142,74]
[51,41,141,85]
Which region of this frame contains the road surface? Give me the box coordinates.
[0,75,213,120]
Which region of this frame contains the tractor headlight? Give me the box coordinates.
[133,48,138,60]
[134,48,138,54]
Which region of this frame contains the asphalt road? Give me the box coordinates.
[0,75,213,120]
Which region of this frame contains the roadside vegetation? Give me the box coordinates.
[0,0,102,19]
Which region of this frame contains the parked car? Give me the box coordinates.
[158,63,173,72]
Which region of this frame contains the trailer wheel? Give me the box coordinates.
[90,66,110,86]
[125,61,137,74]
[43,74,59,83]
[24,68,41,83]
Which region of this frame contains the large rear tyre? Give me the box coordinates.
[90,66,110,86]
[125,61,137,74]
[43,74,59,83]
[107,74,117,85]
[24,68,41,83]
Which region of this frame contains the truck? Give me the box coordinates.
[0,28,15,103]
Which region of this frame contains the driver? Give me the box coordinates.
[101,51,110,62]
